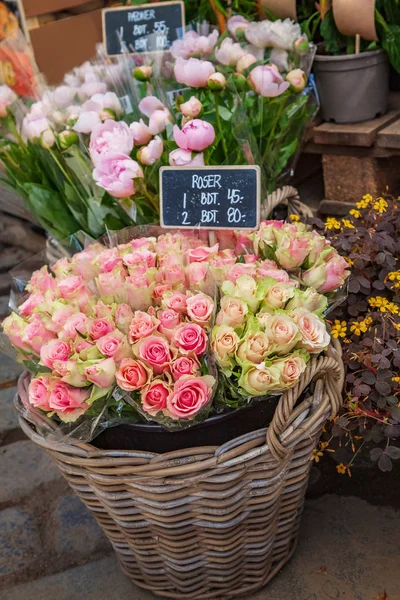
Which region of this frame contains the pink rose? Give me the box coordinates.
[96,248,123,273]
[274,354,308,387]
[174,57,215,88]
[303,254,350,293]
[130,236,156,251]
[61,312,89,340]
[115,304,134,334]
[137,136,163,165]
[156,265,186,287]
[235,232,253,255]
[93,153,144,199]
[188,244,219,263]
[134,335,171,374]
[187,262,209,287]
[93,302,114,319]
[59,360,88,387]
[243,254,258,264]
[166,375,214,419]
[96,330,132,362]
[173,119,215,152]
[257,265,290,283]
[141,379,171,416]
[157,308,182,339]
[171,355,200,381]
[2,313,31,353]
[116,358,152,391]
[40,339,70,370]
[48,380,90,422]
[290,308,330,354]
[129,311,159,342]
[249,65,290,97]
[173,323,208,356]
[26,265,56,294]
[130,120,152,146]
[153,283,173,304]
[226,263,257,284]
[89,120,134,165]
[89,318,115,340]
[85,357,116,388]
[28,374,52,410]
[122,249,157,270]
[19,292,44,317]
[186,293,214,324]
[158,252,184,268]
[162,291,187,313]
[274,233,312,271]
[74,337,94,355]
[58,275,85,300]
[97,269,127,297]
[22,318,56,355]
[169,149,205,167]
[50,305,79,333]
[216,296,248,327]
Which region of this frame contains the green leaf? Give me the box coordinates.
[23,183,79,238]
[381,24,400,71]
[320,10,345,55]
[217,106,233,121]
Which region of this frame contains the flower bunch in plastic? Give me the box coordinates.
[2,231,217,431]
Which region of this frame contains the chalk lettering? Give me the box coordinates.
[201,192,218,205]
[201,210,218,224]
[192,174,222,189]
[128,9,156,22]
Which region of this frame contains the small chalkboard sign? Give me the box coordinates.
[102,1,185,57]
[160,166,261,230]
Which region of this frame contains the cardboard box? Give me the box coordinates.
[29,8,103,84]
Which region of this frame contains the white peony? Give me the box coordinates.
[245,18,302,50]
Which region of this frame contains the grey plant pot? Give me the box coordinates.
[314,49,389,124]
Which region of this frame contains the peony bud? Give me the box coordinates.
[294,37,310,56]
[180,96,203,118]
[207,72,226,91]
[100,108,116,121]
[233,72,247,91]
[58,130,79,149]
[236,54,257,74]
[41,129,56,149]
[133,65,153,81]
[286,69,307,93]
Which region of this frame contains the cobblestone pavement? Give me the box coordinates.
[1,360,399,600]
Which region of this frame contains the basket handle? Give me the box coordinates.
[262,186,314,220]
[266,340,344,461]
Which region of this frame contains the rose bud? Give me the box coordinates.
[58,130,79,149]
[207,72,227,91]
[286,69,307,93]
[133,65,152,81]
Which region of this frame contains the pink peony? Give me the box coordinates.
[72,111,102,134]
[141,379,171,416]
[93,153,143,199]
[138,96,171,135]
[28,374,52,410]
[96,329,131,363]
[227,15,250,38]
[170,30,219,59]
[89,120,134,165]
[116,357,152,391]
[134,335,171,374]
[166,375,214,419]
[169,149,205,167]
[186,294,214,324]
[215,38,246,67]
[0,84,16,117]
[173,323,208,356]
[171,356,200,381]
[128,311,159,342]
[89,318,115,340]
[174,58,215,88]
[249,65,290,97]
[130,120,152,146]
[85,357,116,388]
[137,136,163,165]
[180,97,203,118]
[40,339,70,370]
[173,119,215,152]
[48,381,90,422]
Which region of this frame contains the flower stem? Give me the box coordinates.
[214,93,229,163]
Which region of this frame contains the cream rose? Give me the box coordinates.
[273,354,308,389]
[238,363,281,396]
[211,324,239,368]
[236,331,271,365]
[290,308,330,354]
[263,282,295,310]
[263,313,299,356]
[216,296,248,327]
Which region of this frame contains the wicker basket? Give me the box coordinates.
[18,339,344,600]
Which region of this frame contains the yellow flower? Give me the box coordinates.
[325,217,341,230]
[289,214,300,222]
[320,441,329,450]
[336,463,347,474]
[350,319,371,336]
[372,197,388,214]
[345,257,354,267]
[356,194,373,209]
[312,449,323,463]
[392,376,400,384]
[331,320,347,339]
[349,209,361,219]
[342,219,355,229]
[369,296,389,311]
[387,302,399,315]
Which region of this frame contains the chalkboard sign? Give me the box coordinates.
[160,166,261,230]
[102,1,185,57]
